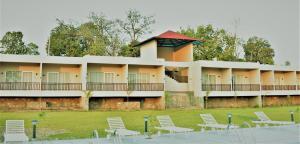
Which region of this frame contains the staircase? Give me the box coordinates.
[165,75,189,91]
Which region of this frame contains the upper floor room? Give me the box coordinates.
[136,30,201,62]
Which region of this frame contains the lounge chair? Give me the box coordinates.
[252,111,295,126]
[105,117,140,136]
[155,115,193,133]
[4,120,29,144]
[198,114,239,130]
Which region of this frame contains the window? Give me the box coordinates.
[22,72,33,82]
[129,73,150,83]
[47,72,59,83]
[89,72,104,83]
[59,72,70,83]
[233,75,244,84]
[5,71,21,82]
[202,74,216,84]
[139,73,150,83]
[128,73,137,83]
[104,72,114,83]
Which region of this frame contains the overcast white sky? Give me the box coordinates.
[0,0,299,67]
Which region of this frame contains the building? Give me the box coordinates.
[0,31,299,110]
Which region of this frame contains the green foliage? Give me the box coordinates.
[243,36,275,64]
[117,9,155,43]
[47,10,155,57]
[179,25,241,61]
[0,31,39,55]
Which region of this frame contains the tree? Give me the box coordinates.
[0,31,39,55]
[89,12,123,56]
[179,25,240,61]
[117,9,155,43]
[243,36,275,64]
[117,9,155,57]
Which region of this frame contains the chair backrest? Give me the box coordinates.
[157,115,175,127]
[200,114,218,125]
[6,120,25,134]
[254,112,271,121]
[107,117,126,130]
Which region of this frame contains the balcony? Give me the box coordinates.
[41,83,82,91]
[274,85,296,90]
[202,84,231,91]
[87,83,164,91]
[86,83,127,91]
[128,83,164,91]
[0,82,40,90]
[261,85,274,90]
[233,84,260,91]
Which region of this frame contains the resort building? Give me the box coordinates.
[0,31,299,110]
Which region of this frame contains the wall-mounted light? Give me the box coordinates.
[75,75,78,78]
[35,73,38,76]
[42,74,46,77]
[117,74,120,76]
[0,72,3,75]
[152,75,155,77]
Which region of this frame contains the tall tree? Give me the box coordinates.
[243,36,275,64]
[0,31,39,55]
[179,25,240,61]
[117,9,155,57]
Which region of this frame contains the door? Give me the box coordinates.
[104,72,115,83]
[22,71,33,82]
[47,72,59,83]
[89,72,104,83]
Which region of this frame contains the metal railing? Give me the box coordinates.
[233,84,260,91]
[41,83,82,90]
[128,83,164,91]
[86,83,127,91]
[0,82,40,90]
[274,85,296,90]
[261,85,274,90]
[201,84,231,91]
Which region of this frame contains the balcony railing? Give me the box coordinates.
[202,84,231,91]
[87,83,127,91]
[0,82,40,90]
[274,85,296,90]
[261,85,274,90]
[128,83,164,91]
[233,84,260,91]
[41,83,82,90]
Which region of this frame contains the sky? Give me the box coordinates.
[0,0,299,67]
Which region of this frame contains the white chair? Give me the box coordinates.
[105,117,140,136]
[155,115,193,133]
[198,114,239,130]
[252,111,295,126]
[4,120,29,144]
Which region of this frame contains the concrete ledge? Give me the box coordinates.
[92,91,164,97]
[201,91,260,97]
[0,90,83,97]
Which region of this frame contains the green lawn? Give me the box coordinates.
[0,106,299,141]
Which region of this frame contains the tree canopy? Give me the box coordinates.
[179,25,241,61]
[0,31,39,55]
[243,36,275,64]
[47,10,155,57]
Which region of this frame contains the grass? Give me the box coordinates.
[0,106,299,141]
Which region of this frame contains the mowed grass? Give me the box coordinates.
[0,106,299,140]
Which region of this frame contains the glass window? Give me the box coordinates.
[104,72,114,83]
[5,71,21,82]
[89,72,104,83]
[48,72,59,83]
[22,72,33,82]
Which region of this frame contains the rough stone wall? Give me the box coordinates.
[0,97,81,111]
[165,91,200,108]
[262,95,300,106]
[143,97,165,109]
[89,97,165,110]
[206,96,259,108]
